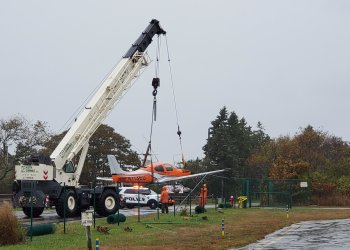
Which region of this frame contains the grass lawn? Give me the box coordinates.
[2,207,350,250]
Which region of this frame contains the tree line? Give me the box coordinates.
[1,109,350,205]
[185,107,350,203]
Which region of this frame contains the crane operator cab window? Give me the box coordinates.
[63,161,76,173]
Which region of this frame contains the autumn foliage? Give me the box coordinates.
[249,126,350,204]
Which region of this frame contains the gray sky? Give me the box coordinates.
[1,1,349,163]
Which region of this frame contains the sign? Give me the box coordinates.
[300,182,308,188]
[81,210,94,227]
[15,165,53,181]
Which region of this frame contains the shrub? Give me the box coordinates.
[195,206,206,214]
[336,176,350,194]
[0,202,24,246]
[179,207,188,216]
[107,213,126,224]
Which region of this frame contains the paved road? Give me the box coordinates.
[235,219,350,250]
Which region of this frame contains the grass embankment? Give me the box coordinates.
[3,207,350,250]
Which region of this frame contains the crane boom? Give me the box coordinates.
[51,55,146,169]
[50,20,165,184]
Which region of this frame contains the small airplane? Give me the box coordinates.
[97,155,227,183]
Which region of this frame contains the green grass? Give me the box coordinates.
[2,207,350,250]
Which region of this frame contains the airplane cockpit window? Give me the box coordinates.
[164,164,173,171]
[154,165,164,172]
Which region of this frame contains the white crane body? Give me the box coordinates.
[13,20,166,218]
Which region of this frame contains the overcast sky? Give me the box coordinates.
[1,1,349,164]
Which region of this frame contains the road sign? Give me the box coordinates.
[81,210,93,226]
[300,182,308,188]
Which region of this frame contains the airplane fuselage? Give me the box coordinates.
[99,155,227,184]
[112,174,154,183]
[111,162,191,183]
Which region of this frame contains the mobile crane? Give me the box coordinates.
[13,19,166,217]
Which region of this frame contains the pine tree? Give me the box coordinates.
[202,107,269,198]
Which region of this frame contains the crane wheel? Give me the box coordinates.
[96,189,119,217]
[55,189,79,217]
[23,207,44,218]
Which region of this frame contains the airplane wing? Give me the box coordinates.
[96,176,113,182]
[156,168,228,183]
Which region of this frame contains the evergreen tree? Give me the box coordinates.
[202,107,269,198]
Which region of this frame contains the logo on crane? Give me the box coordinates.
[59,143,73,158]
[43,170,49,180]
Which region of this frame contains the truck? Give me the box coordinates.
[13,19,166,218]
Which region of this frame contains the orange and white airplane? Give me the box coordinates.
[97,155,227,183]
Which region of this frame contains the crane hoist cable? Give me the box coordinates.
[142,35,161,170]
[165,35,186,167]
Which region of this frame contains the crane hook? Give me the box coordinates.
[152,78,160,96]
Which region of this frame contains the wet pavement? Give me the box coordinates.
[235,219,350,250]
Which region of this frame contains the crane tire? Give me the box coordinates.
[55,189,79,218]
[96,189,119,217]
[23,207,44,218]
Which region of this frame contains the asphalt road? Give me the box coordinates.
[235,219,350,250]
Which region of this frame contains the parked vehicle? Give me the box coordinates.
[119,186,159,209]
[165,183,191,194]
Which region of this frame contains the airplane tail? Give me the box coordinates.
[107,155,126,174]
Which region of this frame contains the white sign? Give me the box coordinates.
[300,182,308,188]
[81,210,93,226]
[15,164,53,181]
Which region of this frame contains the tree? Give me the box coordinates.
[15,120,51,164]
[249,125,350,197]
[0,116,50,192]
[0,115,28,181]
[203,107,229,171]
[202,107,270,197]
[246,123,272,179]
[81,124,140,184]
